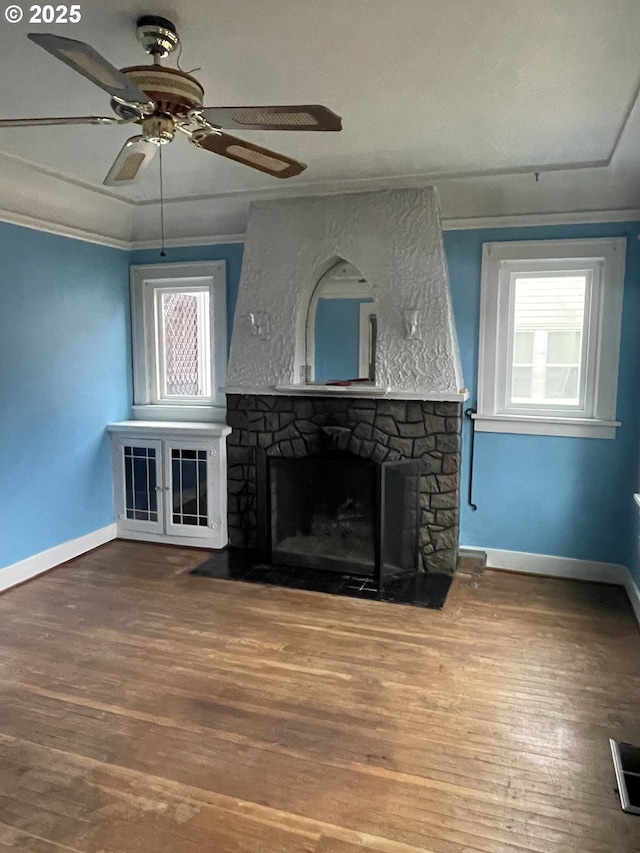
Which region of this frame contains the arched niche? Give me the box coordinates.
[304,259,377,383]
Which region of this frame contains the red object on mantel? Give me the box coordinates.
[325,378,373,386]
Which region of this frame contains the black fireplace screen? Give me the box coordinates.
[267,452,419,581]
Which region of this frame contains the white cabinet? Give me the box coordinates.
[107,421,231,549]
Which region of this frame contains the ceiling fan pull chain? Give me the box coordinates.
[159,144,166,257]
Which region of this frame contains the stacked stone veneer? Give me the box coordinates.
[226,394,462,575]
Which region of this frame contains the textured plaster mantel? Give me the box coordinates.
[226,187,464,398]
[222,384,469,401]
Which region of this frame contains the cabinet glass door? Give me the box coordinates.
[117,440,164,533]
[165,442,211,538]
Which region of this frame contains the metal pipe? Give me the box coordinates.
[465,407,478,511]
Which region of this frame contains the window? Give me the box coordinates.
[476,238,625,438]
[156,289,211,400]
[130,262,227,421]
[509,275,585,408]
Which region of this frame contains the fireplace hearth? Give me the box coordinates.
[191,548,453,609]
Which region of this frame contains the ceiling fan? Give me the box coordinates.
[0,15,342,185]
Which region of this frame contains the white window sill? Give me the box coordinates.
[132,404,227,424]
[472,413,620,439]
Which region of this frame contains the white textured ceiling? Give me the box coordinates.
[1,0,639,232]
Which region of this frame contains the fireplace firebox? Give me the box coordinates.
[258,450,420,585]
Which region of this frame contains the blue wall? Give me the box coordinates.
[129,243,244,355]
[4,221,639,579]
[444,222,640,573]
[0,223,131,568]
[132,227,640,573]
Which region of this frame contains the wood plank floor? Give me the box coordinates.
[0,540,639,853]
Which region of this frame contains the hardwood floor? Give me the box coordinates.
[0,540,639,853]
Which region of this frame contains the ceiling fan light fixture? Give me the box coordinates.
[142,114,175,145]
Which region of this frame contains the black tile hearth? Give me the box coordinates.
[190,549,452,609]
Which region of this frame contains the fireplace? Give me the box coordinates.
[227,394,462,575]
[223,188,466,584]
[262,450,420,583]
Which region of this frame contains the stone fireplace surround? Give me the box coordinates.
[227,393,462,575]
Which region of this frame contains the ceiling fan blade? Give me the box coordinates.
[0,115,117,128]
[192,131,306,178]
[103,136,157,186]
[199,105,342,132]
[27,32,152,109]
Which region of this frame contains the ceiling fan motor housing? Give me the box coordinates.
[112,66,204,118]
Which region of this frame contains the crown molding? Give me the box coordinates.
[2,150,639,250]
[443,208,640,231]
[0,150,134,247]
[131,155,615,209]
[4,203,639,252]
[128,208,640,250]
[0,150,134,205]
[129,233,246,251]
[0,208,131,250]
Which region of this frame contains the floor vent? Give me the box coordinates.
[610,738,640,814]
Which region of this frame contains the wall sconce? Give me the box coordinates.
[403,309,420,340]
[248,311,270,340]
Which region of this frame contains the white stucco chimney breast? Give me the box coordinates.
[226,187,465,399]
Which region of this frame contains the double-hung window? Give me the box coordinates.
[475,238,625,438]
[130,262,227,421]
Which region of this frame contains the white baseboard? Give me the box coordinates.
[0,524,117,593]
[476,547,628,583]
[465,545,640,627]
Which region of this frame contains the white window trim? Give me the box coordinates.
[475,238,625,439]
[130,262,227,423]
